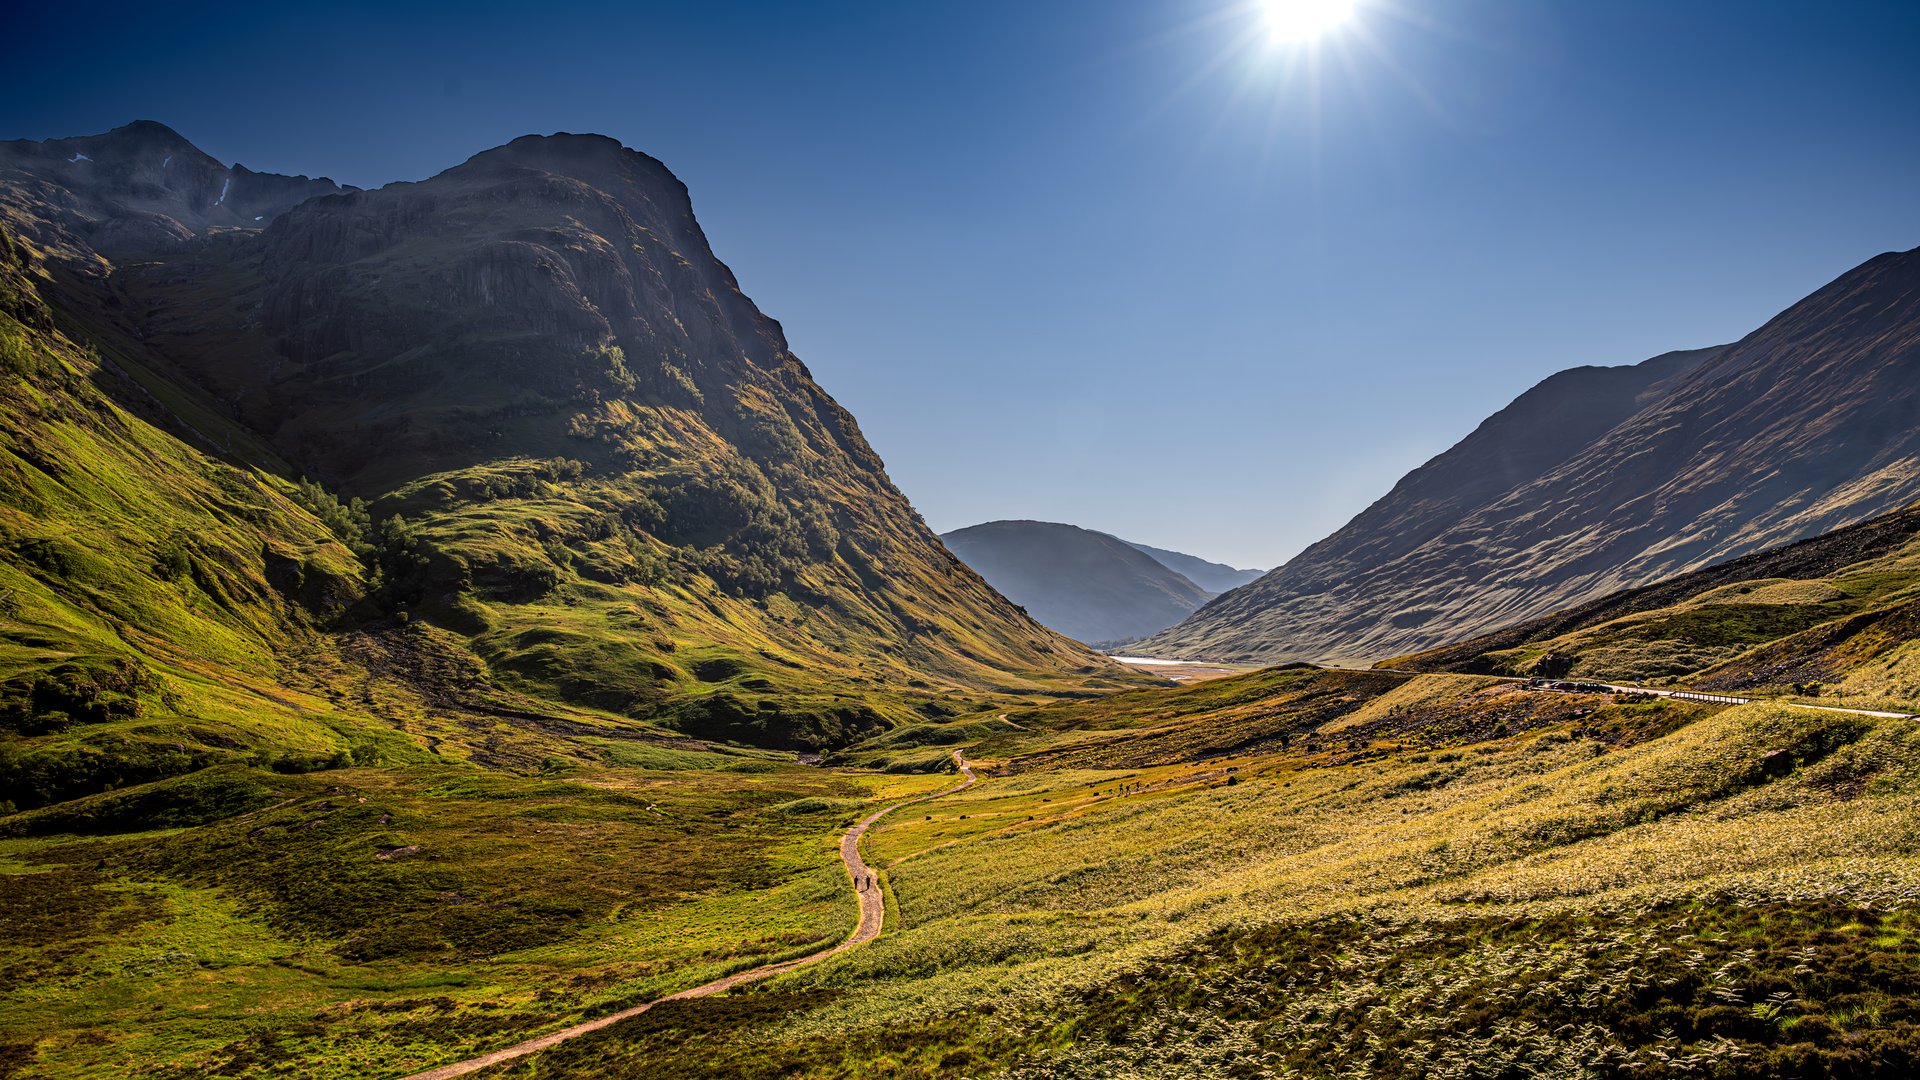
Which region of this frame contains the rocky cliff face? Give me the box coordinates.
[128,132,887,494]
[1137,248,1920,664]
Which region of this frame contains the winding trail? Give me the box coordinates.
[400,752,976,1080]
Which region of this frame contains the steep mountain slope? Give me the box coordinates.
[941,520,1213,645]
[1139,247,1920,664]
[0,123,1129,812]
[1124,540,1264,593]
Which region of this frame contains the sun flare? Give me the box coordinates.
[1260,0,1358,43]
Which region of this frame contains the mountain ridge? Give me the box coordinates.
[0,119,356,255]
[1137,246,1920,664]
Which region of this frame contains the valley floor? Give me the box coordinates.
[9,665,1920,1077]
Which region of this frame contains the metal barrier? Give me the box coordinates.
[1522,679,1915,718]
[1667,691,1750,705]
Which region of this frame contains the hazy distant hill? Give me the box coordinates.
[1137,246,1920,664]
[1125,541,1264,594]
[942,521,1215,645]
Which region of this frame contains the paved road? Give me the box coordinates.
[400,752,976,1080]
[1533,680,1915,720]
[1281,660,1914,720]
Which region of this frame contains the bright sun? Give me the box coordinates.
[1260,0,1358,43]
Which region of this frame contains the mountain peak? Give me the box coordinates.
[454,131,683,193]
[108,118,197,146]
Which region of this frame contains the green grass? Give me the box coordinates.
[426,684,1920,1079]
[10,654,1920,1078]
[0,233,1146,827]
[0,759,946,1078]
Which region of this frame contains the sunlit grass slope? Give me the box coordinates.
[11,411,1920,1078]
[0,202,1140,820]
[93,132,1140,739]
[0,188,1136,1080]
[0,228,724,814]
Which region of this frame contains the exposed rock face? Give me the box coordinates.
[0,120,353,257]
[942,521,1214,645]
[1383,501,1920,679]
[155,131,867,491]
[1138,248,1920,664]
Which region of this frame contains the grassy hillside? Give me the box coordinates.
[0,233,1014,1068]
[0,127,1141,1078]
[0,226,832,812]
[66,130,1131,741]
[0,226,396,813]
[0,124,1143,826]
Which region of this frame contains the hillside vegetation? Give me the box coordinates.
[0,125,1138,822]
[24,627,1920,1077]
[403,661,1920,1079]
[0,125,1138,1075]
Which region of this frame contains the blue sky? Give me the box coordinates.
[7,1,1919,567]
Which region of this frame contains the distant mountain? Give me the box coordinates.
[1136,246,1920,664]
[942,521,1214,645]
[1125,542,1264,594]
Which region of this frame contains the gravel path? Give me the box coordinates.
[399,752,976,1079]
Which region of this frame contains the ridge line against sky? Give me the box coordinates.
[5,0,1917,567]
